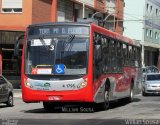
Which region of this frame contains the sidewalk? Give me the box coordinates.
[13,89,22,98]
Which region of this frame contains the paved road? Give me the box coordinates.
[1,90,160,125]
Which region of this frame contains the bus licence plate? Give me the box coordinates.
[48,96,61,101]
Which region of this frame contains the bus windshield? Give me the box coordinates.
[25,36,89,75]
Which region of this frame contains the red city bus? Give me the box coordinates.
[15,20,142,111]
[0,48,2,75]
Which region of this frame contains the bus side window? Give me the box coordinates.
[117,41,121,57]
[129,45,133,66]
[110,40,116,55]
[94,38,102,63]
[132,46,136,67]
[123,44,127,66]
[93,33,103,79]
[126,45,129,66]
[116,41,123,72]
[109,39,118,73]
[102,37,111,73]
[102,37,109,54]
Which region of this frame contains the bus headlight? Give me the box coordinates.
[25,82,33,88]
[77,78,88,89]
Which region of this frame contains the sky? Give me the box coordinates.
[123,0,145,41]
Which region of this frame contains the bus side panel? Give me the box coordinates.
[91,24,136,102]
[114,67,135,92]
[113,67,136,98]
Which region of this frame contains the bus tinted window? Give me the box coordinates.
[93,32,141,75]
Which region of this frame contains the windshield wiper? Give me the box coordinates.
[64,35,75,51]
[68,34,75,43]
[39,36,50,51]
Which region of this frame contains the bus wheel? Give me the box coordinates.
[127,86,134,102]
[43,102,53,112]
[98,84,110,111]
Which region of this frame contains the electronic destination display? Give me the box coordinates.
[28,26,89,36]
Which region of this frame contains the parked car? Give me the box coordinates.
[142,66,159,81]
[142,73,160,96]
[142,66,159,74]
[0,75,14,107]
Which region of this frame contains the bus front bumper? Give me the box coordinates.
[22,88,93,103]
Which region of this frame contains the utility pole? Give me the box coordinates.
[82,0,85,19]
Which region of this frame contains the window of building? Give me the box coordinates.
[1,0,22,13]
[156,8,158,16]
[146,29,149,37]
[155,32,157,39]
[150,5,152,13]
[146,3,149,11]
[150,30,153,38]
[155,32,159,40]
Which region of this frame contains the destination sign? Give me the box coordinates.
[28,26,89,36]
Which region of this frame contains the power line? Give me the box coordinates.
[105,8,160,21]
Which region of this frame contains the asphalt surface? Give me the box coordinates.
[1,90,160,125]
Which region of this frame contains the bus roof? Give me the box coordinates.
[28,22,90,28]
[91,23,141,47]
[28,21,141,47]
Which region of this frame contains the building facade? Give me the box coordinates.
[144,0,160,67]
[0,0,124,76]
[124,0,160,68]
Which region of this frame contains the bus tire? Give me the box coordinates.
[98,84,110,111]
[43,102,53,112]
[126,84,134,103]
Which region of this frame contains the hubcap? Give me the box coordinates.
[105,91,109,101]
[9,96,13,105]
[130,89,133,99]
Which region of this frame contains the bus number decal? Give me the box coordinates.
[62,84,76,89]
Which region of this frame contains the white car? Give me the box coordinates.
[142,73,160,96]
[142,66,159,82]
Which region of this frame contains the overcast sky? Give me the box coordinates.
[123,0,145,41]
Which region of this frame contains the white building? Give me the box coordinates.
[124,0,160,67]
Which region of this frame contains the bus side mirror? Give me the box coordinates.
[14,35,24,57]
